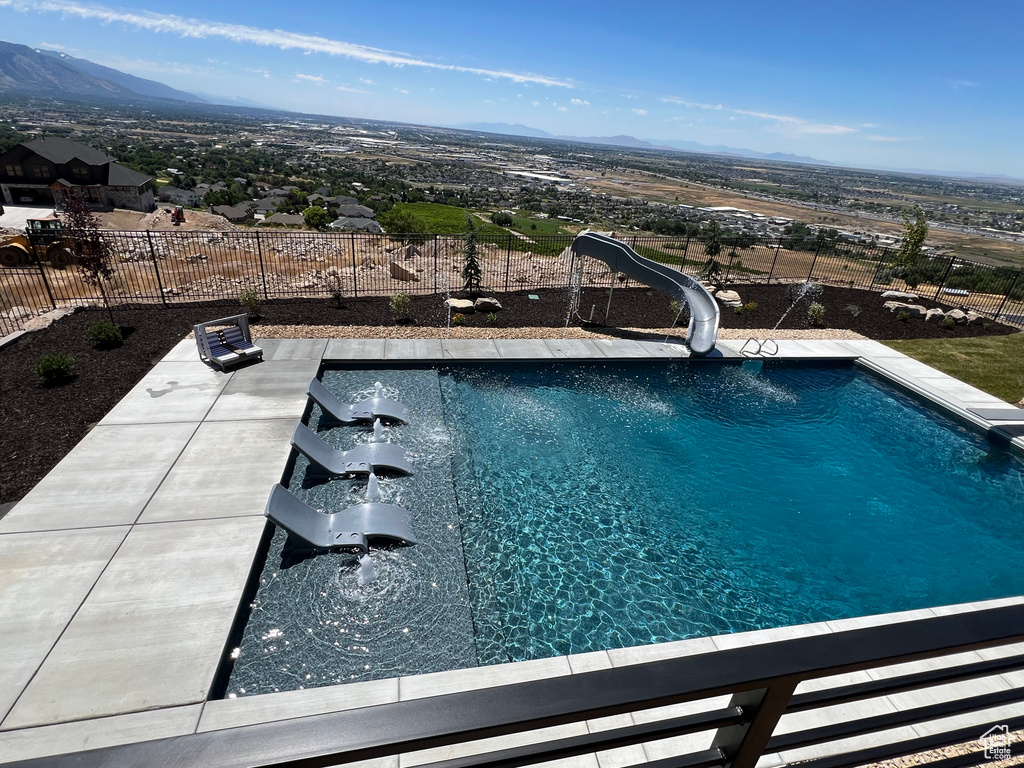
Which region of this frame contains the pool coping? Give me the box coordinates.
[1,336,1022,765]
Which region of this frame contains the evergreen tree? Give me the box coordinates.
[461,215,482,297]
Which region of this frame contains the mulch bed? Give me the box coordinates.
[0,285,1016,504]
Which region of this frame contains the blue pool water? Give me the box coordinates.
[225,362,1024,695]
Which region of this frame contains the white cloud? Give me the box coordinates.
[570,98,590,106]
[246,67,271,78]
[632,108,647,115]
[949,78,979,89]
[359,78,375,85]
[663,94,855,135]
[531,101,540,106]
[865,134,904,142]
[558,106,568,111]
[395,87,409,95]
[0,0,573,87]
[294,73,328,85]
[337,85,369,94]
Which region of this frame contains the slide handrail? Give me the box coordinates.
[571,231,720,355]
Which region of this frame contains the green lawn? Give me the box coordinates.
[507,214,572,237]
[884,333,1024,404]
[390,203,508,237]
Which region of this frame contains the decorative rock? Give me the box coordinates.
[881,290,919,301]
[445,298,475,313]
[966,311,984,324]
[883,301,927,318]
[326,266,339,277]
[389,261,420,282]
[6,306,33,320]
[946,309,968,325]
[924,308,945,323]
[715,290,743,308]
[475,297,502,312]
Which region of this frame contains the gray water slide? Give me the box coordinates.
[570,231,721,356]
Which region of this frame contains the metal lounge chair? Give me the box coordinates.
[194,314,263,370]
[306,378,408,424]
[290,423,415,476]
[264,482,417,550]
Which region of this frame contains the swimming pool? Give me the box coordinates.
[223,361,1024,697]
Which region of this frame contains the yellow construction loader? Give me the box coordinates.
[0,214,76,268]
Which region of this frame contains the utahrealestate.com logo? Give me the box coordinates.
[982,725,1012,761]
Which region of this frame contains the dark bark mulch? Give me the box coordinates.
[0,285,1016,505]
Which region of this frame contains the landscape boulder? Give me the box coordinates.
[881,290,919,301]
[946,309,968,325]
[715,289,743,308]
[475,297,502,312]
[5,306,34,321]
[389,261,420,282]
[966,311,984,324]
[883,301,927,319]
[445,298,475,314]
[924,308,946,323]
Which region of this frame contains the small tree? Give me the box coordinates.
[461,214,482,297]
[895,207,928,275]
[378,207,428,245]
[700,218,723,258]
[302,205,331,231]
[63,195,115,321]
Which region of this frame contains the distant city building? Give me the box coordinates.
[0,137,154,211]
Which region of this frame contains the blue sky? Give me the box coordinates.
[1,0,1021,176]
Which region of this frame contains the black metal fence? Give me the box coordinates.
[2,229,1023,334]
[20,602,1024,768]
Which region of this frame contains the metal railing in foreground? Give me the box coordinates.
[15,603,1024,768]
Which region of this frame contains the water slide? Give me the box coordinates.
[570,231,721,356]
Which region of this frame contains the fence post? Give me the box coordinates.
[711,683,797,768]
[869,248,889,289]
[995,270,1021,321]
[932,257,956,300]
[504,233,512,293]
[146,231,169,308]
[350,233,358,298]
[766,240,782,284]
[806,240,823,281]
[254,230,269,300]
[724,241,736,282]
[429,235,436,294]
[33,251,57,309]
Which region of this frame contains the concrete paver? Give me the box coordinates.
[205,359,319,421]
[0,422,200,532]
[0,528,128,726]
[99,362,230,425]
[3,516,266,728]
[139,419,294,523]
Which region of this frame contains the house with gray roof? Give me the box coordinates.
[329,217,383,233]
[158,185,202,206]
[211,201,257,222]
[0,137,154,211]
[258,212,305,227]
[336,203,375,218]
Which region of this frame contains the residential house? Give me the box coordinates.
[158,185,202,206]
[211,201,256,222]
[330,217,383,233]
[258,212,304,227]
[0,137,154,211]
[336,204,375,219]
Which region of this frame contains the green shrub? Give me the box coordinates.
[86,319,122,348]
[808,302,826,327]
[36,352,76,385]
[490,211,514,226]
[389,292,412,320]
[897,311,910,323]
[486,312,498,325]
[845,304,861,317]
[323,271,345,308]
[239,286,261,318]
[451,312,466,326]
[736,301,758,314]
[941,315,956,328]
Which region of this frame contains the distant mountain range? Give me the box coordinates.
[455,122,828,165]
[0,40,282,111]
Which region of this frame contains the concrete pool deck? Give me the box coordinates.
[1,336,1023,765]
